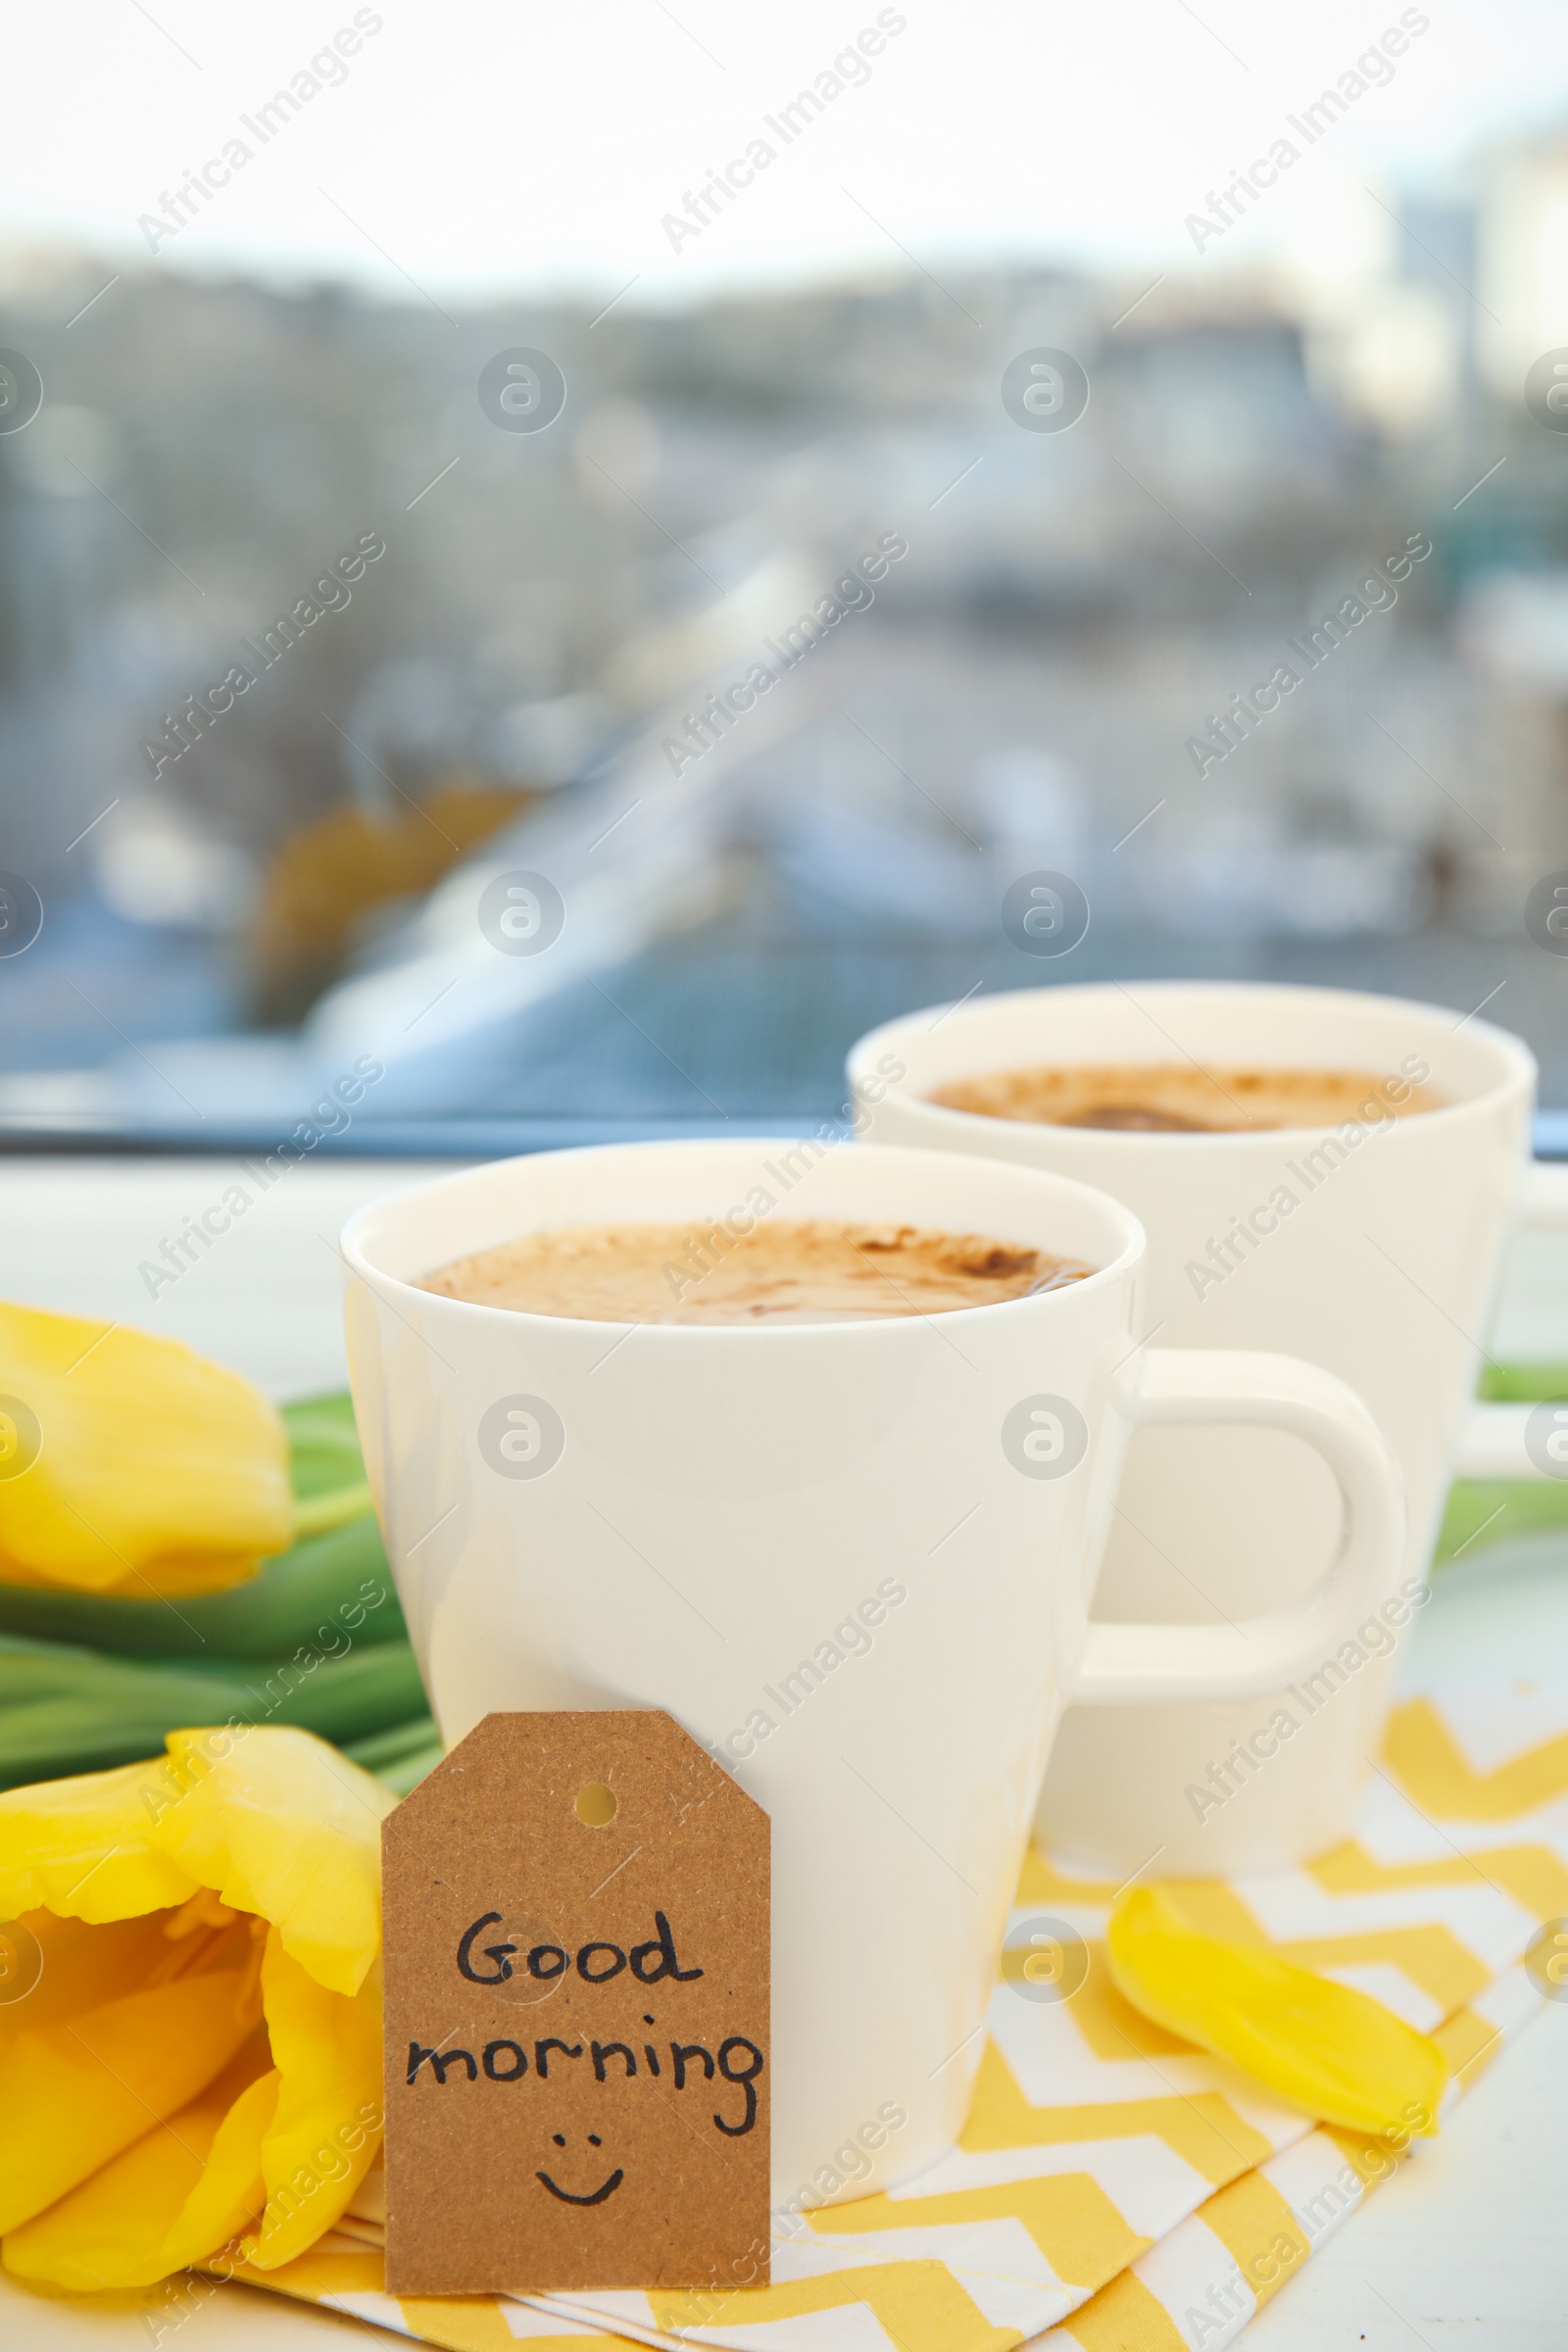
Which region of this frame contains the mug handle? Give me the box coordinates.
[1067,1348,1405,1704]
[1455,1161,1568,1481]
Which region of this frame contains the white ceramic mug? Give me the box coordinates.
[849,981,1538,1876]
[341,1137,1401,2203]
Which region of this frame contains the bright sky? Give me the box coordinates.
[2,1,1565,307]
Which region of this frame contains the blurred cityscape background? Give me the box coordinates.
[4,101,1568,1134]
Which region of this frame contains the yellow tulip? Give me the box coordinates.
[0,1304,292,1596]
[1107,1884,1447,2140]
[0,1724,394,2289]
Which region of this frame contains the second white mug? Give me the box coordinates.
[850,981,1534,1874]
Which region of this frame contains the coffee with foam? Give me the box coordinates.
[927,1062,1443,1134]
[418,1217,1094,1325]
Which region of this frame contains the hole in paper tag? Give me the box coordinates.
[575,1782,617,1827]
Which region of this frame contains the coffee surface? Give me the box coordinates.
[418,1217,1094,1324]
[927,1061,1443,1134]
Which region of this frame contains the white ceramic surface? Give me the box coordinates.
[340,1136,1400,2201]
[849,981,1536,1875]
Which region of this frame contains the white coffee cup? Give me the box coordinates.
[341,1137,1401,2203]
[848,981,1538,1876]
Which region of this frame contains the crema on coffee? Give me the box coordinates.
[927,1062,1443,1134]
[417,1217,1095,1325]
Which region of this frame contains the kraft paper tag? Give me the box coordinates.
[381,1710,770,2294]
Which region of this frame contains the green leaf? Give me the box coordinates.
[0,1510,404,1659]
[341,1714,445,1795]
[281,1392,368,1498]
[1434,1478,1568,1565]
[1476,1362,1568,1402]
[0,1393,429,1791]
[0,1632,428,1790]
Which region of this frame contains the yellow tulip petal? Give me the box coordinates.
[0,1723,393,2284]
[2,2039,278,2290]
[106,1550,274,1600]
[244,1928,382,2271]
[0,1304,290,1594]
[0,1756,197,1927]
[0,1544,273,1599]
[1107,1885,1447,2139]
[159,2065,278,2268]
[154,1728,395,1996]
[0,1910,197,2062]
[0,1925,265,2232]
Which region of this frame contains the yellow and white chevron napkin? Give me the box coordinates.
[233,1684,1568,2352]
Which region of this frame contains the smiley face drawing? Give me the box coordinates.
[536,2132,624,2207]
